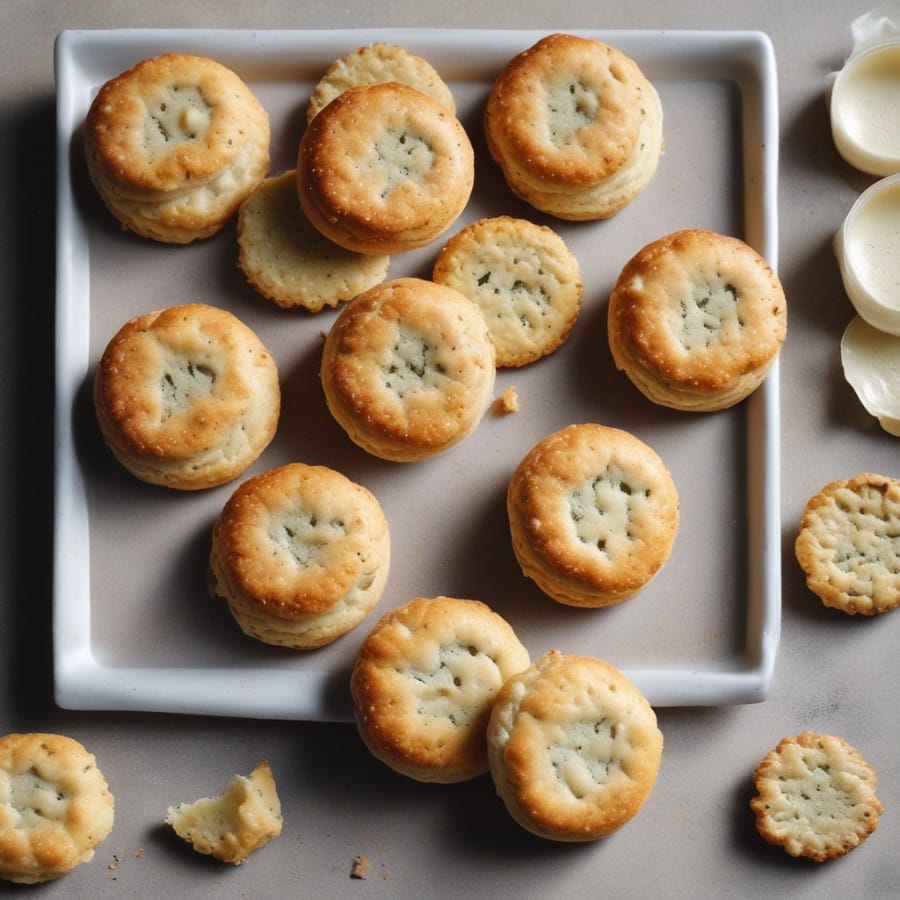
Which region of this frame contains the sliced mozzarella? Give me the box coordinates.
[841,315,900,436]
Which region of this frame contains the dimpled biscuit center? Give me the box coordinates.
[159,352,217,420]
[568,467,651,557]
[371,129,435,197]
[546,718,628,799]
[545,80,600,148]
[142,85,212,153]
[381,324,446,398]
[670,276,741,351]
[267,508,347,569]
[6,770,70,828]
[405,644,503,727]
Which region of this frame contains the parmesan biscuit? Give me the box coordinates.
[607,229,787,411]
[166,759,282,865]
[751,732,883,862]
[320,277,496,462]
[237,170,390,311]
[94,303,280,490]
[487,651,663,842]
[307,42,455,121]
[350,596,530,783]
[432,216,583,367]
[794,472,900,615]
[0,733,115,884]
[210,463,391,648]
[484,33,663,221]
[507,423,679,607]
[85,53,270,243]
[298,82,474,255]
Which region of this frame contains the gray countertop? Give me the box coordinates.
[0,1,897,898]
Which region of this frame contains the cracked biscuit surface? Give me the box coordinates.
[607,229,787,411]
[794,472,900,615]
[320,277,496,461]
[487,651,663,841]
[751,731,883,861]
[507,423,679,607]
[93,303,280,490]
[210,462,390,648]
[85,53,270,243]
[0,733,115,884]
[350,596,530,783]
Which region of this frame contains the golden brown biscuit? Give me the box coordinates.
[432,216,583,367]
[166,759,282,865]
[85,53,270,243]
[487,651,663,841]
[794,472,900,615]
[484,33,663,220]
[607,229,787,411]
[307,42,455,121]
[210,463,391,648]
[507,423,679,607]
[751,732,883,862]
[94,303,280,490]
[237,170,390,311]
[350,596,530,783]
[320,277,496,461]
[298,82,474,255]
[0,733,115,884]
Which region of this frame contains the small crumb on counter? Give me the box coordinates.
[350,855,371,879]
[493,386,519,414]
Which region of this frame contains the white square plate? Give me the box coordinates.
[54,28,780,720]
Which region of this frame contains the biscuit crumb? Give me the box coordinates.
[494,386,519,414]
[350,855,371,879]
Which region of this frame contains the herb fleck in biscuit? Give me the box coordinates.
[351,596,530,783]
[307,42,455,121]
[484,33,663,220]
[298,82,474,255]
[320,277,496,461]
[751,731,883,862]
[237,170,390,311]
[94,303,280,490]
[210,463,390,648]
[0,733,115,884]
[507,423,679,607]
[433,216,583,367]
[487,651,663,841]
[795,472,900,615]
[607,229,787,411]
[85,53,270,243]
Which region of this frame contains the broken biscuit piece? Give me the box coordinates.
[165,760,282,865]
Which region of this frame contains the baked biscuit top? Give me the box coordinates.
[86,53,269,195]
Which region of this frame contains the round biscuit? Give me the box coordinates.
[307,42,455,121]
[0,733,115,884]
[794,472,900,615]
[237,170,390,311]
[487,651,663,841]
[84,53,270,243]
[350,596,530,783]
[320,277,496,462]
[432,216,583,367]
[298,82,474,254]
[607,229,787,411]
[507,423,679,607]
[210,463,391,648]
[94,303,280,490]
